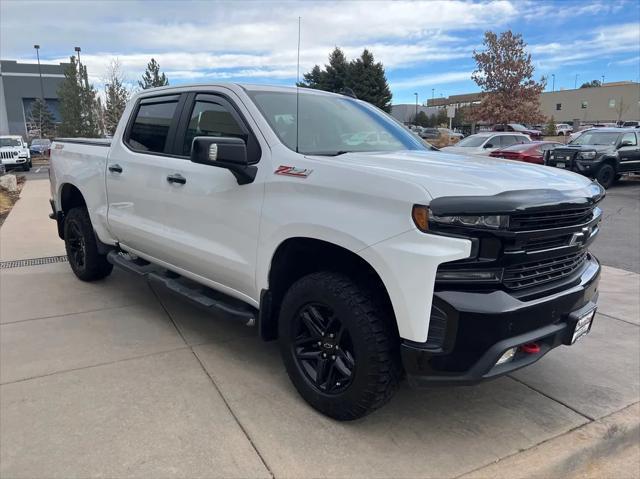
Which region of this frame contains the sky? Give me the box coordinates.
[1,0,639,104]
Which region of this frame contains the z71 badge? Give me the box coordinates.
[274,165,313,178]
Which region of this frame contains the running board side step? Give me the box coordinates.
[107,251,257,326]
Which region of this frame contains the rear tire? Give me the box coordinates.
[278,271,401,420]
[595,163,615,189]
[64,207,113,281]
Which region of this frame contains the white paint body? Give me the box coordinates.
[49,84,594,343]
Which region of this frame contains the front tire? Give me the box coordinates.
[279,272,401,420]
[64,207,113,281]
[595,163,615,189]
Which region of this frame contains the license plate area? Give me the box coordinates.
[555,162,566,168]
[565,307,596,345]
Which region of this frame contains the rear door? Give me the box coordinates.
[106,93,186,261]
[617,132,640,172]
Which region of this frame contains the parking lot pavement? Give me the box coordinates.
[0,178,638,478]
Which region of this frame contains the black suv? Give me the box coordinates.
[546,128,640,188]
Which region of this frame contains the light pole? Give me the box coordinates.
[74,46,82,78]
[431,88,434,101]
[574,73,579,89]
[75,47,82,131]
[34,44,45,138]
[551,74,555,92]
[414,92,418,123]
[601,74,605,85]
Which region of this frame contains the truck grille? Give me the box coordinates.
[1,151,18,160]
[503,251,588,290]
[510,206,594,231]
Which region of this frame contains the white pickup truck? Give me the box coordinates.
[49,84,603,420]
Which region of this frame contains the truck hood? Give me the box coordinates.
[322,150,594,199]
[555,144,613,153]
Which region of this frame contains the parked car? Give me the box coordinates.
[546,128,640,188]
[0,135,31,171]
[621,121,639,128]
[30,138,51,157]
[419,128,440,140]
[49,83,603,420]
[441,132,531,156]
[439,128,464,140]
[489,141,564,164]
[554,123,573,136]
[493,123,542,140]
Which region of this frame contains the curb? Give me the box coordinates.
[460,402,640,479]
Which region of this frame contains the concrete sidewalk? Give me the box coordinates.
[1,179,638,478]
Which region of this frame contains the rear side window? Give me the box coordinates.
[500,135,518,147]
[127,100,178,153]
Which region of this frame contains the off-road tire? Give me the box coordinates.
[279,271,401,420]
[595,163,615,189]
[64,207,113,281]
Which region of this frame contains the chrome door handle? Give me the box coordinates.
[166,173,186,185]
[108,164,123,173]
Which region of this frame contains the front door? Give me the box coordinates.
[618,132,640,172]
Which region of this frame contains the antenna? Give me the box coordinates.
[296,16,301,153]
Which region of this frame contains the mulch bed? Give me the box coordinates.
[0,175,26,228]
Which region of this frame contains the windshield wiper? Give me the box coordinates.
[304,150,356,156]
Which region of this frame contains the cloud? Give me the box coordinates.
[392,71,473,89]
[1,0,515,83]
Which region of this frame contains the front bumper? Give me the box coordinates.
[402,254,600,386]
[1,157,28,167]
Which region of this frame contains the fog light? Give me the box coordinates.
[496,347,517,365]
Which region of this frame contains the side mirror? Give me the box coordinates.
[190,136,257,185]
[484,143,494,149]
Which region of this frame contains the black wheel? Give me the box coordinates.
[279,272,401,420]
[22,163,30,171]
[64,207,113,281]
[595,163,615,189]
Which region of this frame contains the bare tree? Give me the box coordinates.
[103,59,130,136]
[471,30,546,125]
[614,97,631,123]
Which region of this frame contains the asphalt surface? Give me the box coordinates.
[14,165,640,273]
[590,177,640,274]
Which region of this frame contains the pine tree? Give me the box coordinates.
[299,47,393,111]
[138,58,169,89]
[28,98,56,138]
[57,55,102,137]
[545,116,557,136]
[104,60,130,135]
[348,49,392,112]
[57,56,83,137]
[299,65,324,89]
[323,47,350,93]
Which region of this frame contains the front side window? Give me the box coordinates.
[128,100,178,153]
[247,90,427,155]
[620,132,637,146]
[457,135,490,147]
[182,100,245,155]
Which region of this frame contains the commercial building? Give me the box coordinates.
[423,82,640,124]
[390,104,441,124]
[0,60,69,138]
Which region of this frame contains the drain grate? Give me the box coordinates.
[1,255,68,269]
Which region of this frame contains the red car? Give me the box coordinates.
[489,141,563,164]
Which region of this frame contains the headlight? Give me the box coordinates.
[429,209,509,229]
[577,151,596,160]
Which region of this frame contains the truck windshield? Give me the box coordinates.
[0,138,21,147]
[571,132,620,146]
[246,90,428,155]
